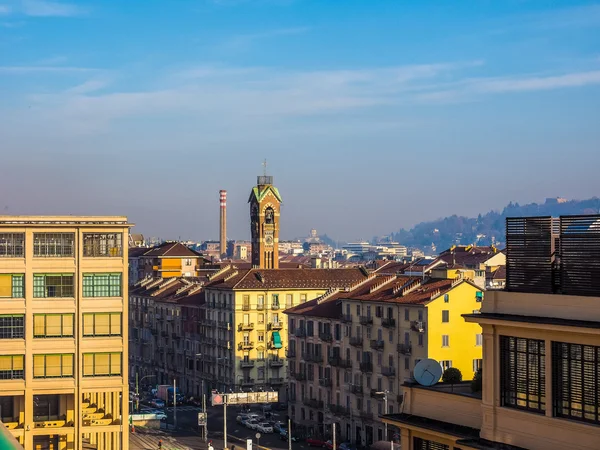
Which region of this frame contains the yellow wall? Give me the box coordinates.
[426,282,483,379]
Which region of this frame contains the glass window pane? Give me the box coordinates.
[33,355,45,377]
[83,314,94,336]
[110,314,121,335]
[45,355,61,377]
[0,356,12,371]
[46,316,62,336]
[34,315,45,337]
[62,354,73,376]
[95,314,110,335]
[12,355,23,371]
[83,354,94,376]
[95,354,110,375]
[110,353,121,375]
[62,315,73,336]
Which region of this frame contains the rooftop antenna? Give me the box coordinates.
[262,159,268,176]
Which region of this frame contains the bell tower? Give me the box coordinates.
[249,162,282,269]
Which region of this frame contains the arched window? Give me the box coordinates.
[265,207,274,224]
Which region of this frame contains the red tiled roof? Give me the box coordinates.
[284,296,342,319]
[142,242,205,258]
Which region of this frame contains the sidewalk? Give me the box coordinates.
[130,427,207,450]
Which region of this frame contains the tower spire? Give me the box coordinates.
[262,159,268,177]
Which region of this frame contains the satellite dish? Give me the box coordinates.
[413,358,443,386]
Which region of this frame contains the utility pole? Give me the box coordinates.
[333,422,336,450]
[288,418,292,450]
[224,397,228,450]
[203,392,207,442]
[174,378,177,430]
[135,372,139,413]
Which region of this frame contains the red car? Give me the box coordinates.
[306,437,328,448]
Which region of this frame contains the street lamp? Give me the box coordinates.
[136,373,156,412]
[375,390,390,440]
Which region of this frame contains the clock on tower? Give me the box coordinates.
[248,167,282,269]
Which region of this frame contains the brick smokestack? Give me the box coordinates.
[219,190,227,258]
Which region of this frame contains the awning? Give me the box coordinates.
[272,331,283,349]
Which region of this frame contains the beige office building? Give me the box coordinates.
[0,216,130,450]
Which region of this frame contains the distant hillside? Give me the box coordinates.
[391,197,600,253]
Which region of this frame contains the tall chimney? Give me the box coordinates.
[219,190,227,258]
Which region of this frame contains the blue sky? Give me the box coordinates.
[1,0,599,242]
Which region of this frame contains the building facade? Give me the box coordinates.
[249,174,282,269]
[0,216,130,450]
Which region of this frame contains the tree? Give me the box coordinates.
[442,367,462,392]
[471,368,482,393]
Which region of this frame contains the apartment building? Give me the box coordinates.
[285,272,483,447]
[0,216,130,450]
[200,265,368,397]
[383,215,600,450]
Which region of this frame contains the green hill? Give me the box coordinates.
[391,197,600,252]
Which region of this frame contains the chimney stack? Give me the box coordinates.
[219,190,227,258]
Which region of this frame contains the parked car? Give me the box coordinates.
[245,419,259,430]
[144,409,167,421]
[307,437,328,447]
[150,398,165,409]
[338,443,352,450]
[280,429,302,442]
[257,423,273,433]
[273,421,285,432]
[236,414,250,423]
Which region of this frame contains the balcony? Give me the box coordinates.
[340,314,353,323]
[171,333,180,340]
[291,371,306,381]
[238,323,254,331]
[397,343,412,355]
[242,304,250,311]
[240,360,255,369]
[256,304,264,311]
[359,410,373,420]
[370,389,385,399]
[303,353,323,363]
[328,404,351,417]
[411,321,426,332]
[303,398,324,409]
[350,384,363,395]
[238,341,254,350]
[268,358,284,368]
[319,378,332,387]
[240,378,254,387]
[328,357,352,369]
[349,336,363,347]
[382,366,396,377]
[319,332,333,342]
[286,348,296,358]
[268,322,283,331]
[294,328,306,338]
[360,362,373,373]
[271,304,281,310]
[268,377,284,386]
[370,339,385,351]
[161,331,168,337]
[382,318,396,328]
[359,316,373,325]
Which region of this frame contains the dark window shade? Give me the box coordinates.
[413,437,449,450]
[552,341,600,425]
[500,336,546,414]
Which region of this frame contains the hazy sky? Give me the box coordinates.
[1,0,599,242]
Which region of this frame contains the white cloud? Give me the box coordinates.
[0,5,11,15]
[219,26,309,50]
[0,65,94,74]
[20,0,86,17]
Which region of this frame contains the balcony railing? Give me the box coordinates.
[238,323,254,331]
[350,384,363,395]
[294,328,306,338]
[328,404,351,417]
[303,398,324,409]
[256,304,265,311]
[349,336,363,347]
[319,332,333,342]
[303,353,323,363]
[382,366,396,377]
[397,343,412,355]
[360,362,373,373]
[340,314,353,323]
[242,304,250,311]
[286,349,297,358]
[238,341,254,350]
[328,357,352,368]
[370,340,385,351]
[411,321,426,332]
[382,318,396,328]
[240,378,254,387]
[240,360,255,369]
[271,304,280,310]
[359,410,373,420]
[319,378,332,387]
[268,358,284,368]
[359,316,373,325]
[268,322,283,331]
[268,377,284,385]
[291,371,306,381]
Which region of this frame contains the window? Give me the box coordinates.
[0,355,24,379]
[0,315,24,339]
[442,335,449,347]
[443,293,449,303]
[413,437,449,450]
[82,352,122,377]
[82,233,123,257]
[33,395,60,421]
[33,314,74,338]
[258,313,264,324]
[286,294,293,308]
[82,273,122,297]
[0,274,24,298]
[476,291,483,302]
[258,332,265,343]
[441,310,449,323]
[300,294,307,303]
[404,309,409,321]
[473,359,482,372]
[552,341,600,424]
[33,354,74,378]
[33,233,74,257]
[404,357,410,370]
[475,333,483,346]
[257,295,264,310]
[500,336,545,413]
[82,313,122,336]
[33,274,74,298]
[440,360,452,371]
[272,294,280,308]
[0,233,24,257]
[258,350,265,361]
[418,334,424,346]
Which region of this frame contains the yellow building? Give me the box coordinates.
[284,272,483,446]
[0,216,130,450]
[130,242,208,284]
[383,215,600,450]
[201,266,367,396]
